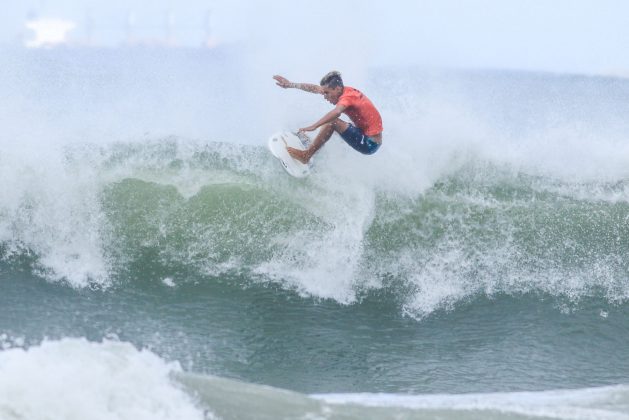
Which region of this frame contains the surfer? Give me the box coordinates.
[273,71,383,164]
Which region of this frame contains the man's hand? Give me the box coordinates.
[298,125,317,133]
[287,147,311,164]
[273,75,292,89]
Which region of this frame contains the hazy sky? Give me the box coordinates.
[2,0,629,75]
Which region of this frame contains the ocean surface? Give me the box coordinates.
[1,49,629,419]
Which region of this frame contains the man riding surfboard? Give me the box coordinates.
[273,71,383,164]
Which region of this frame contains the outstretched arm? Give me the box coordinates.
[273,75,323,94]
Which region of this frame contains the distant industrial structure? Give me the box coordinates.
[24,16,76,48]
[22,8,220,49]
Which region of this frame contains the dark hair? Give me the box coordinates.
[320,71,343,88]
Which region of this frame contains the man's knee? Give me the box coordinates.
[319,122,334,134]
[331,119,348,132]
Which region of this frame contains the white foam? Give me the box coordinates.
[254,144,380,303]
[0,338,206,420]
[0,144,108,288]
[315,385,629,419]
[162,277,176,287]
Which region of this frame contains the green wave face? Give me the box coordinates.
[100,178,329,278]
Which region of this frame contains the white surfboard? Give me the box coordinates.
[268,131,313,178]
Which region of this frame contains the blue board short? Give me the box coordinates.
[339,124,381,155]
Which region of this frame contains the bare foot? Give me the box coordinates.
[287,147,310,164]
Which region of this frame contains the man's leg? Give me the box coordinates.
[307,119,349,156]
[288,119,349,163]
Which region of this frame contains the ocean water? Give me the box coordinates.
[1,49,629,419]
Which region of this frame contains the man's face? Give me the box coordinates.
[322,85,343,104]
